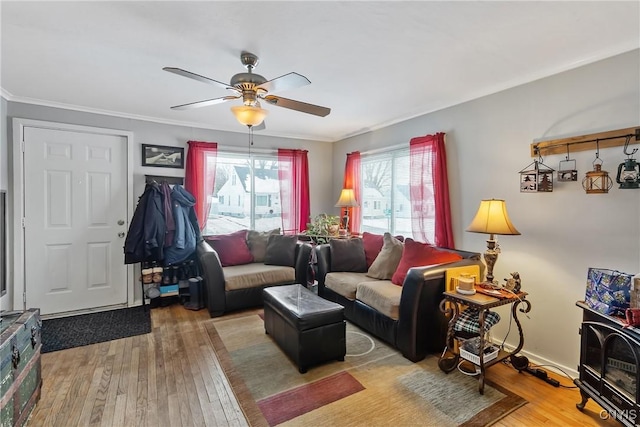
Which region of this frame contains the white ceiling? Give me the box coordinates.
[2,1,639,142]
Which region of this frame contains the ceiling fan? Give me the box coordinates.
[163,51,331,128]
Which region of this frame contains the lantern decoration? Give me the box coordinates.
[617,159,640,189]
[519,158,554,192]
[582,141,613,194]
[557,145,578,182]
[583,162,613,194]
[616,135,640,189]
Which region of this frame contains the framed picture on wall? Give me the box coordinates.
[141,144,185,168]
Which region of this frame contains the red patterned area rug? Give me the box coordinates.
[205,310,526,427]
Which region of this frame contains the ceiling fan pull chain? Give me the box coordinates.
[248,126,254,159]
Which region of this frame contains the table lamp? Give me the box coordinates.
[466,199,520,284]
[335,188,359,233]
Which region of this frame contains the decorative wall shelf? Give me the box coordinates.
[531,126,640,157]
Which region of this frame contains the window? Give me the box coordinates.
[204,153,282,235]
[360,149,412,237]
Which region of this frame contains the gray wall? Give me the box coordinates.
[333,49,640,373]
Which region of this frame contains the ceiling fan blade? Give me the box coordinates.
[170,96,239,110]
[257,72,310,94]
[163,67,235,91]
[263,95,330,117]
[253,122,266,131]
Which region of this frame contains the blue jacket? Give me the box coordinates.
[124,182,166,264]
[164,185,198,265]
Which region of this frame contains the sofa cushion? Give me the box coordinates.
[264,234,298,267]
[362,232,405,268]
[325,272,369,300]
[366,233,404,280]
[330,238,367,272]
[356,280,402,320]
[205,230,254,267]
[247,228,281,262]
[391,238,463,286]
[223,263,295,291]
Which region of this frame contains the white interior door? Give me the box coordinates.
[22,126,128,315]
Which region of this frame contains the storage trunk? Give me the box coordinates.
[0,309,42,427]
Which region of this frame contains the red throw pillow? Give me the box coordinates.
[205,230,254,267]
[362,232,384,268]
[391,238,463,286]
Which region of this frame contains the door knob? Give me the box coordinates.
[117,220,125,226]
[118,232,125,238]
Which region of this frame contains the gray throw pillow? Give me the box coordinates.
[330,238,367,272]
[264,234,298,267]
[247,228,281,262]
[366,233,404,280]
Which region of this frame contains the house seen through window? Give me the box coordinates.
[360,148,413,237]
[204,153,282,235]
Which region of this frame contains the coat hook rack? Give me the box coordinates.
[531,126,640,157]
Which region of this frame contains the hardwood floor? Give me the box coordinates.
[30,305,618,426]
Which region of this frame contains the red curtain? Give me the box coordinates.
[343,152,361,234]
[409,133,454,248]
[277,149,310,234]
[184,141,217,231]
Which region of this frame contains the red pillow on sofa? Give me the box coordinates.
[391,238,462,286]
[205,230,254,267]
[362,232,384,268]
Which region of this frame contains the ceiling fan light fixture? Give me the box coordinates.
[231,105,268,127]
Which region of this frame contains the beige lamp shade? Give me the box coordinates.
[231,105,268,127]
[335,188,359,207]
[466,199,520,236]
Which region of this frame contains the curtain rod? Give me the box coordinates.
[215,143,278,155]
[360,142,408,156]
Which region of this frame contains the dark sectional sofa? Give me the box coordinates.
[315,242,483,362]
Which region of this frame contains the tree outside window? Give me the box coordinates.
[203,154,282,235]
[360,149,413,237]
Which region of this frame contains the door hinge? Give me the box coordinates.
[21,218,25,229]
[21,140,25,153]
[22,292,26,304]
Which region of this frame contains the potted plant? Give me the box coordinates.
[304,213,341,243]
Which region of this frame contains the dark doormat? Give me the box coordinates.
[41,306,151,353]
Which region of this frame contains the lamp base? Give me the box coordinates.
[484,237,499,284]
[342,209,350,234]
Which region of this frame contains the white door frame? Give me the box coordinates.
[12,118,135,311]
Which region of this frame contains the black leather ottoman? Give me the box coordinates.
[263,284,346,373]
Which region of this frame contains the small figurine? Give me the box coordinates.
[503,272,522,293]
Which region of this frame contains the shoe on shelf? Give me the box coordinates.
[152,267,163,284]
[141,268,153,284]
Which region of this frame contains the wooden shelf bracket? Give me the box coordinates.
[531,126,640,157]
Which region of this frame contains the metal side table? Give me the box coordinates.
[438,289,531,394]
